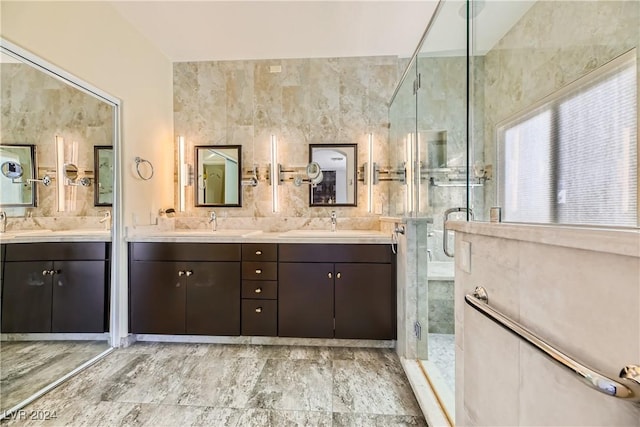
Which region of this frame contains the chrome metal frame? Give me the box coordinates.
[466,286,640,402]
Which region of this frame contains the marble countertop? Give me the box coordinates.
[447,220,640,258]
[0,229,112,243]
[127,229,393,244]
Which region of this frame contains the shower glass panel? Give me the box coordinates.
[415,0,469,416]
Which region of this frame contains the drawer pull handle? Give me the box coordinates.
[186,270,193,277]
[336,272,341,279]
[255,250,262,255]
[178,270,185,277]
[255,307,263,313]
[42,270,50,276]
[328,272,332,279]
[255,288,262,294]
[255,269,262,274]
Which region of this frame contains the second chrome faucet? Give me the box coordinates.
[208,211,217,232]
[330,210,337,232]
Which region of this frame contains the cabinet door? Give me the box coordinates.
[130,261,185,334]
[334,263,394,340]
[186,262,240,336]
[2,261,52,333]
[51,261,106,333]
[279,262,334,338]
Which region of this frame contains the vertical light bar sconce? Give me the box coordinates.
[367,133,374,213]
[405,133,414,214]
[178,136,186,212]
[270,134,279,212]
[55,135,65,212]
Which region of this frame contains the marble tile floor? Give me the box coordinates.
[2,343,427,426]
[1,341,110,413]
[426,333,455,394]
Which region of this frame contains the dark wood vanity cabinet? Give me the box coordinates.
[1,243,109,333]
[278,244,395,340]
[129,243,241,335]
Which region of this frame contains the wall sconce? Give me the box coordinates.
[269,134,279,212]
[178,135,187,212]
[405,133,414,214]
[367,133,374,213]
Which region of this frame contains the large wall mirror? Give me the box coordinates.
[0,144,36,207]
[1,40,116,417]
[309,144,357,206]
[195,145,241,207]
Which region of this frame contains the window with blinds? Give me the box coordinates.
[498,50,638,227]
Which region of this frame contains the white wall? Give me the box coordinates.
[1,1,175,226]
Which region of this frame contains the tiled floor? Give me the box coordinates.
[1,341,110,412]
[3,343,427,426]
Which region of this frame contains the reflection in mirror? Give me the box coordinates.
[63,163,79,181]
[309,144,357,206]
[195,145,241,207]
[1,41,114,416]
[0,145,36,207]
[94,146,113,206]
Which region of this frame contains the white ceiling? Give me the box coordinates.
[109,1,440,62]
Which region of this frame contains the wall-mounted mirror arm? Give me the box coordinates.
[277,162,324,187]
[241,164,259,187]
[26,175,53,187]
[369,164,406,183]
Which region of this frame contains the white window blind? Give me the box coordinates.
[499,51,638,227]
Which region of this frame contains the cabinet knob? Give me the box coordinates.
[178,270,185,276]
[336,272,341,279]
[42,270,49,276]
[255,269,262,274]
[255,307,263,313]
[254,287,262,294]
[328,272,332,279]
[255,250,262,255]
[186,270,193,277]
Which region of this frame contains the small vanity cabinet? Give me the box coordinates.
[129,243,241,335]
[241,243,278,336]
[1,242,110,333]
[278,244,395,340]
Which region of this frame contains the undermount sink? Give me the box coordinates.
[279,229,386,239]
[169,229,263,237]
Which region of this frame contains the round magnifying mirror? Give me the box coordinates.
[306,162,323,184]
[63,163,79,181]
[1,161,24,179]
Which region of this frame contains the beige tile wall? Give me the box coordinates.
[173,56,403,227]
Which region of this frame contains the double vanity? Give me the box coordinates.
[1,228,396,341]
[128,229,396,341]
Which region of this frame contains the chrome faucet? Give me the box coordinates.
[0,211,6,233]
[209,211,217,232]
[330,210,337,232]
[99,211,111,231]
[427,249,433,262]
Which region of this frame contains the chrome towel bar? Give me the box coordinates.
[465,286,640,402]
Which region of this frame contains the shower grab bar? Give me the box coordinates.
[443,207,472,257]
[465,286,640,402]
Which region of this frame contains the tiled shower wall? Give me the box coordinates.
[1,63,113,223]
[173,56,403,228]
[480,0,640,214]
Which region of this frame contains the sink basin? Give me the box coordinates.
[279,230,386,239]
[169,229,262,237]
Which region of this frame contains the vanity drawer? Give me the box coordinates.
[130,242,240,262]
[242,261,277,280]
[5,242,108,261]
[242,244,277,261]
[242,280,277,299]
[241,299,277,336]
[279,244,392,263]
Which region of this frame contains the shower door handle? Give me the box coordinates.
[443,207,473,257]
